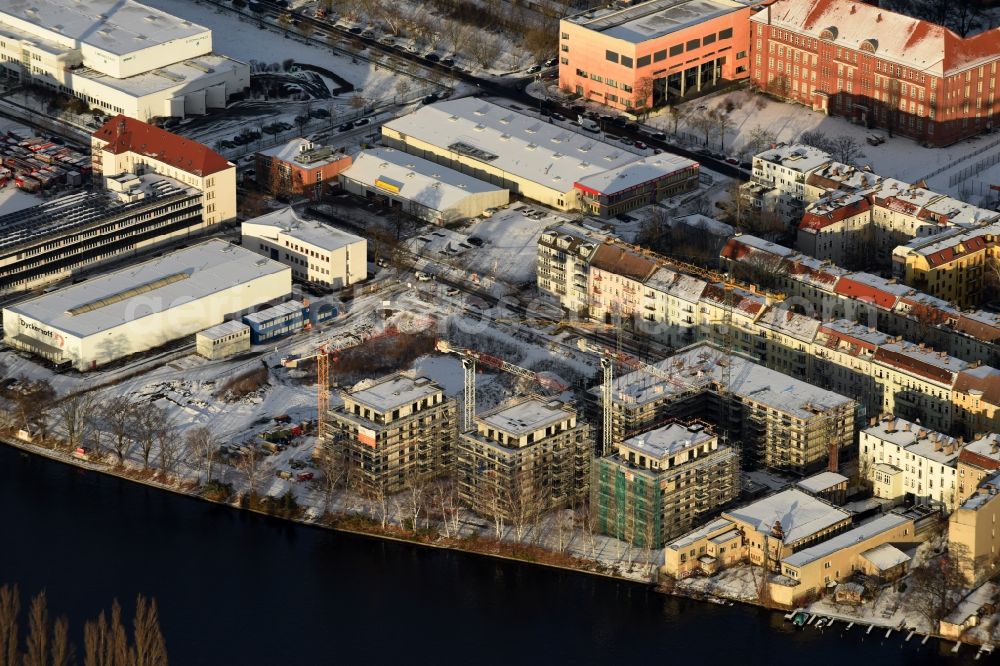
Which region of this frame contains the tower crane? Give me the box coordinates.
[435,340,568,432]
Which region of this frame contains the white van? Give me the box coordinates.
[578,116,600,133]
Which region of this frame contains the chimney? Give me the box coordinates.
[992,441,999,454]
[934,439,943,451]
[903,422,911,432]
[944,442,955,455]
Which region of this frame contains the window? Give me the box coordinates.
[560,57,568,65]
[561,32,569,39]
[621,55,633,68]
[686,38,700,51]
[703,33,716,46]
[669,44,683,57]
[654,49,667,62]
[737,50,747,59]
[606,50,619,63]
[576,68,587,77]
[637,55,651,68]
[561,44,569,52]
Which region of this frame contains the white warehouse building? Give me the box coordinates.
[339,147,509,224]
[0,0,249,121]
[2,240,290,371]
[241,208,367,288]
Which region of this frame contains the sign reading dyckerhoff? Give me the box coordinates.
[18,317,65,348]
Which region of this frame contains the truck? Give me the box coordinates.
[578,116,600,133]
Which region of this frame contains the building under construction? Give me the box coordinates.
[592,341,856,475]
[327,372,457,494]
[457,397,591,521]
[592,419,739,548]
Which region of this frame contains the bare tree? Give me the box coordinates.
[732,250,788,289]
[296,20,315,40]
[83,600,131,666]
[315,445,347,515]
[828,135,865,165]
[711,109,734,151]
[904,543,972,627]
[0,584,19,666]
[633,77,654,118]
[402,479,426,532]
[131,406,166,471]
[798,129,832,153]
[9,377,55,443]
[366,482,392,529]
[154,415,180,480]
[470,33,502,69]
[394,78,412,101]
[507,470,543,543]
[56,392,95,452]
[132,595,167,666]
[430,477,460,538]
[102,397,137,466]
[688,109,715,147]
[236,444,265,501]
[22,590,48,666]
[185,426,218,485]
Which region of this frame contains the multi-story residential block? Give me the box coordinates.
[241,207,367,288]
[592,420,739,548]
[457,397,591,522]
[559,0,752,112]
[812,319,891,417]
[750,0,1000,146]
[743,144,831,225]
[92,116,236,226]
[949,469,1000,584]
[537,223,607,315]
[0,0,249,121]
[797,191,872,267]
[893,223,1000,309]
[255,139,353,201]
[860,415,959,510]
[574,154,699,217]
[956,433,1000,504]
[872,340,969,432]
[953,366,1000,440]
[600,341,856,473]
[328,373,457,494]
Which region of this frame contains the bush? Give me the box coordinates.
[216,367,269,400]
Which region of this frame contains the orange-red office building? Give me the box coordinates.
[558,0,752,113]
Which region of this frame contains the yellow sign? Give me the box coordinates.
[374,178,400,193]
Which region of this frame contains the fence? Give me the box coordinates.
[918,133,1000,183]
[948,148,1000,187]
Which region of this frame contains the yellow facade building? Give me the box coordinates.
[948,470,1000,585]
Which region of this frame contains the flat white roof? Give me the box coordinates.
[755,144,831,174]
[342,147,506,212]
[796,471,849,494]
[479,398,571,436]
[383,98,642,195]
[623,422,713,460]
[243,208,364,253]
[72,54,247,97]
[568,0,744,43]
[861,543,911,571]
[5,240,288,339]
[198,320,250,341]
[243,300,304,325]
[863,417,959,465]
[347,374,441,413]
[666,517,734,551]
[0,0,209,57]
[782,513,909,568]
[575,153,697,195]
[726,488,850,545]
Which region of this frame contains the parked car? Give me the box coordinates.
[526,64,541,74]
[354,117,370,127]
[482,207,498,218]
[414,271,433,282]
[648,131,667,141]
[467,236,484,247]
[442,57,455,67]
[611,116,627,128]
[625,122,639,131]
[361,28,375,38]
[634,140,647,150]
[544,57,558,67]
[445,287,460,296]
[423,94,438,105]
[425,53,440,62]
[276,470,293,480]
[296,472,314,482]
[348,26,362,34]
[338,122,353,132]
[551,112,566,122]
[725,156,740,165]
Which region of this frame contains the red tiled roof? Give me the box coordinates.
[925,234,989,268]
[92,115,232,178]
[954,368,1000,405]
[955,315,1000,342]
[958,447,1000,471]
[834,277,898,310]
[590,243,659,282]
[873,347,956,384]
[800,197,870,231]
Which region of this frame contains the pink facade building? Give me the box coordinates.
[559,0,752,113]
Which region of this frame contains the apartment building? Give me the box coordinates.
[956,434,1000,504]
[893,223,1000,309]
[751,0,1000,146]
[743,144,831,225]
[558,0,752,113]
[92,116,236,226]
[241,207,367,288]
[537,223,607,315]
[457,398,591,521]
[600,342,856,473]
[592,420,739,548]
[872,340,969,432]
[328,373,457,494]
[949,470,1000,584]
[860,415,960,510]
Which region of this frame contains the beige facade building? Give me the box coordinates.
[241,208,367,288]
[592,420,739,548]
[956,434,1000,504]
[949,470,1000,585]
[196,320,250,360]
[329,373,457,494]
[457,398,590,521]
[92,116,236,226]
[859,415,959,510]
[536,223,607,315]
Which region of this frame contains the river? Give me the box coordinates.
[0,443,985,665]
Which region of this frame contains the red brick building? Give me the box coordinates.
[255,138,352,201]
[751,0,1000,146]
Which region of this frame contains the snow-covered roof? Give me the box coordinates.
[862,416,960,465]
[0,0,209,57]
[943,582,999,625]
[479,398,572,436]
[781,513,910,568]
[754,144,831,174]
[666,517,735,551]
[567,0,746,43]
[622,422,714,461]
[383,99,642,194]
[796,471,849,494]
[644,267,708,302]
[68,53,246,97]
[4,240,288,339]
[860,543,911,571]
[607,342,854,418]
[242,208,364,253]
[197,320,249,341]
[347,374,442,413]
[672,213,735,237]
[726,488,851,545]
[574,153,698,196]
[874,340,969,383]
[817,319,892,348]
[341,147,507,213]
[756,305,821,342]
[243,300,303,325]
[259,138,348,169]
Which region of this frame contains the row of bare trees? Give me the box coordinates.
[0,585,167,666]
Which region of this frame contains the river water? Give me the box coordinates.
[0,443,985,665]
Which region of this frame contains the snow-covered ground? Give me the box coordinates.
[0,185,40,216]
